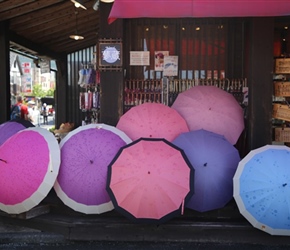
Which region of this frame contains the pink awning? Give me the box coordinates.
[108,0,290,24]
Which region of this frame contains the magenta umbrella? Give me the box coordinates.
[171,86,244,145]
[54,123,132,214]
[0,119,34,146]
[116,103,189,142]
[106,138,194,224]
[108,0,290,24]
[0,127,60,214]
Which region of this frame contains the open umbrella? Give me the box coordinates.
[233,145,290,236]
[173,129,240,212]
[116,102,189,142]
[106,138,194,224]
[0,127,60,214]
[108,0,290,24]
[171,86,244,145]
[0,119,34,146]
[54,123,132,214]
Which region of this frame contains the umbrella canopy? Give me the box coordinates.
[173,129,240,212]
[0,127,60,214]
[106,138,194,224]
[116,103,189,142]
[108,0,290,24]
[171,86,244,145]
[233,145,290,236]
[0,119,34,146]
[54,123,132,214]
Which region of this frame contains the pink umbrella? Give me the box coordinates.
[106,138,194,224]
[116,103,189,142]
[0,127,60,214]
[171,86,244,145]
[54,123,132,214]
[108,0,290,24]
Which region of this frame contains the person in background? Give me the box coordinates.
[42,103,48,125]
[27,101,34,123]
[15,96,29,120]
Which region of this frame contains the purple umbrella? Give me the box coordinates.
[54,124,132,214]
[172,129,240,212]
[0,119,34,146]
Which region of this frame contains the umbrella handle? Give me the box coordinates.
[181,199,185,215]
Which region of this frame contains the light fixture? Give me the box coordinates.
[69,11,84,40]
[71,0,87,10]
[93,0,99,11]
[100,0,114,2]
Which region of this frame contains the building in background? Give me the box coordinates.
[10,51,56,99]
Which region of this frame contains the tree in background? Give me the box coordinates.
[31,84,54,97]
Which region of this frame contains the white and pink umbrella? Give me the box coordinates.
[0,127,60,214]
[116,102,189,142]
[54,123,132,214]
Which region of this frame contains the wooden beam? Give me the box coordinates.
[0,0,65,21]
[0,21,10,123]
[9,30,65,60]
[9,3,72,30]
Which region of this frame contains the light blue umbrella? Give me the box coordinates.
[233,145,290,236]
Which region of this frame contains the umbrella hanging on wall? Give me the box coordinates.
[69,10,84,40]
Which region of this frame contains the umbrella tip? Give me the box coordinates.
[90,160,94,164]
[283,183,287,187]
[203,163,207,167]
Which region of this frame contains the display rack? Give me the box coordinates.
[78,62,101,125]
[272,57,290,143]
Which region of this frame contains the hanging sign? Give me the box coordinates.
[39,59,51,74]
[130,51,150,66]
[99,43,122,67]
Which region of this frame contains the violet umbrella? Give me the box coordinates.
[54,123,132,214]
[0,119,34,146]
[106,138,194,224]
[171,85,244,145]
[116,102,189,142]
[172,129,240,212]
[0,127,60,214]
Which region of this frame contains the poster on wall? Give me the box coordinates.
[155,51,169,71]
[130,51,150,65]
[163,56,178,77]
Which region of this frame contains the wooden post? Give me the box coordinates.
[0,21,10,123]
[247,17,274,150]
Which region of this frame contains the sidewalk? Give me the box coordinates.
[1,192,290,247]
